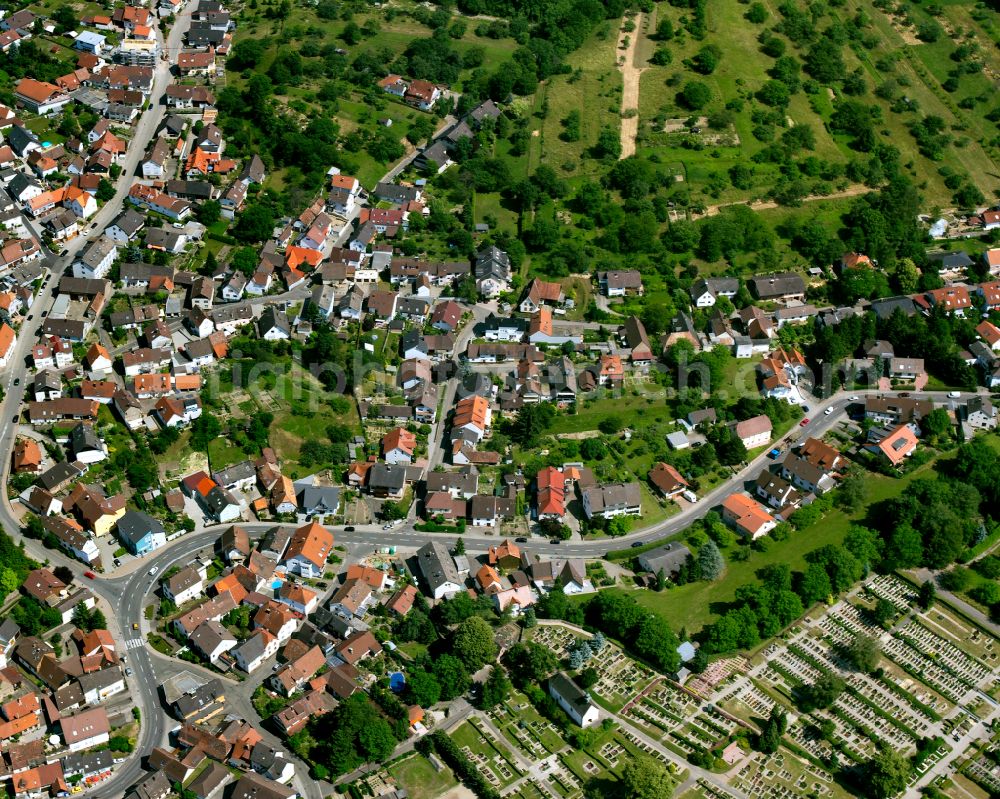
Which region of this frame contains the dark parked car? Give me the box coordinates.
[344,526,355,532]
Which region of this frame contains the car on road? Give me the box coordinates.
[132,623,139,630]
[114,558,121,567]
[148,566,158,576]
[58,249,68,256]
[84,571,96,579]
[948,391,961,398]
[125,667,133,676]
[41,310,47,317]
[799,417,810,427]
[11,414,18,423]
[344,526,355,532]
[824,407,834,415]
[849,395,859,401]
[515,537,528,543]
[631,541,644,548]
[767,447,781,459]
[801,405,809,412]
[899,392,910,397]
[549,538,562,544]
[12,378,18,386]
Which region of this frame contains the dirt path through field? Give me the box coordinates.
[617,13,645,158]
[695,183,871,217]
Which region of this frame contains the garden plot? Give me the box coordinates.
[686,657,749,698]
[589,647,657,711]
[529,625,655,711]
[678,778,743,799]
[450,720,522,790]
[918,607,1000,665]
[965,749,1000,795]
[508,780,554,799]
[880,637,970,703]
[488,693,566,758]
[895,620,996,691]
[863,574,918,612]
[541,757,585,798]
[530,625,584,659]
[785,719,842,763]
[714,677,780,725]
[622,681,700,744]
[833,692,914,751]
[731,750,849,799]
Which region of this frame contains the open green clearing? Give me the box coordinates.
[612,454,942,636]
[633,0,1000,206]
[387,754,458,799]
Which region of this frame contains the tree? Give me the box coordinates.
[511,404,555,447]
[452,617,497,671]
[578,667,599,689]
[233,203,276,242]
[368,126,405,162]
[620,755,677,799]
[756,705,786,753]
[405,670,441,707]
[190,413,221,451]
[795,673,844,712]
[678,81,711,110]
[95,179,115,202]
[580,438,608,461]
[504,642,558,686]
[835,471,867,512]
[592,127,621,160]
[196,200,222,226]
[229,39,265,69]
[872,598,896,627]
[917,580,936,610]
[479,665,512,709]
[433,654,471,700]
[697,540,724,581]
[864,747,911,798]
[380,501,406,521]
[846,633,881,673]
[0,567,20,596]
[920,408,951,442]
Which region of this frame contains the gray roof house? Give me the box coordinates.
[416,540,463,599]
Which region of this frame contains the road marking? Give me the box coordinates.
[126,638,145,650]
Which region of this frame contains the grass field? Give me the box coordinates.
[387,754,458,799]
[206,438,246,471]
[528,22,622,182]
[620,454,942,635]
[630,0,1000,208]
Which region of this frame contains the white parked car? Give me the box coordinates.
[824,407,834,415]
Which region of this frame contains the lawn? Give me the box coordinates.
[547,394,674,435]
[206,438,247,471]
[530,22,622,181]
[620,455,943,635]
[387,754,458,799]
